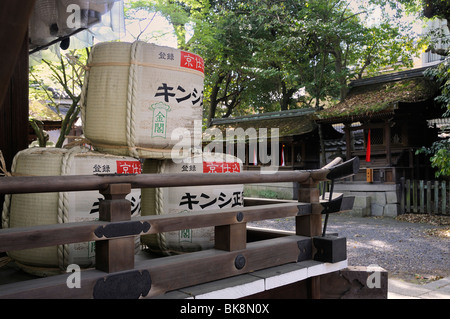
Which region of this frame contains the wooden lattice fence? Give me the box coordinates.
[401,178,450,215]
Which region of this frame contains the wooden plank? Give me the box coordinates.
[434,181,439,214]
[0,202,307,252]
[136,235,311,298]
[448,181,450,215]
[426,181,431,214]
[244,197,297,206]
[419,180,424,213]
[308,277,321,299]
[442,181,447,215]
[0,171,313,195]
[247,227,293,242]
[447,181,449,215]
[0,221,103,252]
[0,158,360,195]
[0,30,30,219]
[405,179,411,213]
[413,180,418,213]
[0,235,310,299]
[140,202,307,234]
[0,1,35,106]
[400,178,405,214]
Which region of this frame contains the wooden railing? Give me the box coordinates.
[0,157,359,299]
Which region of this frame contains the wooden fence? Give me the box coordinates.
[401,178,450,215]
[0,157,359,299]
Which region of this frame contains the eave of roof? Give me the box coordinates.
[317,67,440,124]
[205,108,317,141]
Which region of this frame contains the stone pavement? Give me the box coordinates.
[388,276,450,299]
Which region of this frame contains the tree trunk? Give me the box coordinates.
[281,81,289,111]
[315,95,327,167]
[280,81,296,111]
[206,74,225,127]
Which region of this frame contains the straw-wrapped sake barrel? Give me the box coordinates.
[141,153,243,255]
[1,147,142,276]
[81,41,204,159]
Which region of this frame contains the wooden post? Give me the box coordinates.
[215,223,247,251]
[296,179,321,238]
[406,179,411,213]
[296,178,321,299]
[95,184,135,273]
[442,181,447,215]
[0,28,31,232]
[385,120,391,166]
[420,180,425,213]
[434,181,439,214]
[344,123,352,161]
[400,177,405,214]
[426,181,431,214]
[413,180,418,213]
[0,1,35,107]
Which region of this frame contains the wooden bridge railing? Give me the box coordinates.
[0,157,359,299]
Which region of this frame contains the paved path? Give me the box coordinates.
[249,213,450,299]
[389,276,450,299]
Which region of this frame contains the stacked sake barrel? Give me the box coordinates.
[80,40,244,255]
[141,153,243,255]
[2,41,242,275]
[1,147,142,276]
[81,41,205,159]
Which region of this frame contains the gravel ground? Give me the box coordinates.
[249,214,450,283]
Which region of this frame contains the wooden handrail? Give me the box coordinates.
[0,170,313,194]
[0,202,311,252]
[0,157,358,195]
[0,157,359,299]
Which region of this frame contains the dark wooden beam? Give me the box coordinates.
[0,171,313,194]
[0,203,304,252]
[0,1,35,107]
[0,235,309,298]
[0,32,30,172]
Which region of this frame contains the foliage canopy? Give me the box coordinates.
[129,0,423,125]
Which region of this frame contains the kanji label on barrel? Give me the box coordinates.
[154,83,203,106]
[203,161,241,173]
[179,191,243,210]
[150,102,171,138]
[180,51,204,73]
[116,161,142,174]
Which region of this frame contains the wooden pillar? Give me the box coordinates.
[0,1,35,107]
[343,123,352,161]
[385,120,391,166]
[95,184,135,273]
[0,30,31,237]
[296,179,322,237]
[296,178,322,299]
[0,32,30,172]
